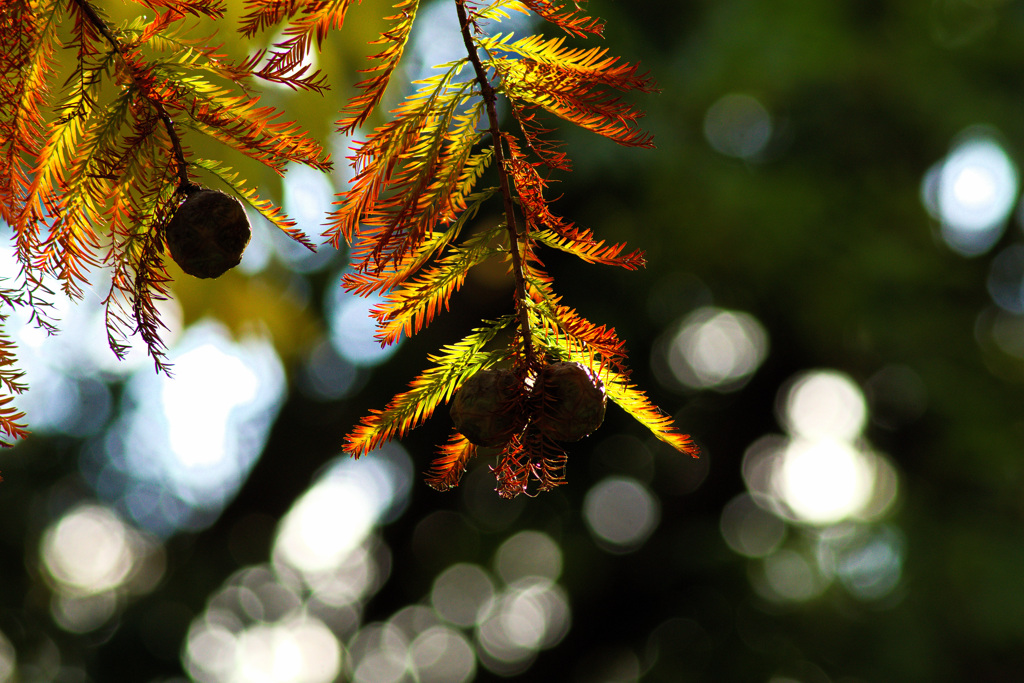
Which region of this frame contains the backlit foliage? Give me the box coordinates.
[0,0,698,496]
[321,0,700,497]
[0,0,330,446]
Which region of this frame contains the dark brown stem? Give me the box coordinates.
[454,0,536,367]
[160,112,195,194]
[72,0,192,192]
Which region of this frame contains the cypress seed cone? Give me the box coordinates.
[450,369,526,447]
[537,361,606,442]
[165,189,251,279]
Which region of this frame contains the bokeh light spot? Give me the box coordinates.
[409,625,475,683]
[187,612,341,683]
[0,631,14,683]
[741,435,788,502]
[160,343,259,468]
[348,623,408,683]
[922,127,1019,256]
[41,504,135,595]
[759,549,827,602]
[476,578,570,676]
[833,526,904,601]
[233,616,341,683]
[664,307,769,391]
[275,478,376,576]
[278,163,339,273]
[704,93,773,160]
[978,307,1024,359]
[987,244,1024,314]
[51,592,118,634]
[90,321,286,538]
[494,531,562,583]
[326,282,402,367]
[298,337,367,401]
[781,370,867,441]
[720,493,787,558]
[775,438,875,526]
[40,502,163,633]
[183,564,353,683]
[583,477,660,551]
[186,622,237,682]
[740,369,901,534]
[431,563,496,628]
[274,445,412,579]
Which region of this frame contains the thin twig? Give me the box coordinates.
[454,0,536,367]
[72,0,192,192]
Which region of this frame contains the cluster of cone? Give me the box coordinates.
[450,362,607,447]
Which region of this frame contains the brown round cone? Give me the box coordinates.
[537,361,606,441]
[165,189,251,279]
[450,369,526,447]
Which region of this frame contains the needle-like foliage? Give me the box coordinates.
[0,0,330,446]
[1,0,698,494]
[317,0,698,495]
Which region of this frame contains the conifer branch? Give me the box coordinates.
[2,0,697,479]
[332,0,696,494]
[72,0,193,191]
[455,0,536,368]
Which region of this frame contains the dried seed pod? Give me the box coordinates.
[165,189,251,278]
[450,369,526,447]
[537,361,606,441]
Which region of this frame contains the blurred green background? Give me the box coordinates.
[5,0,1024,681]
